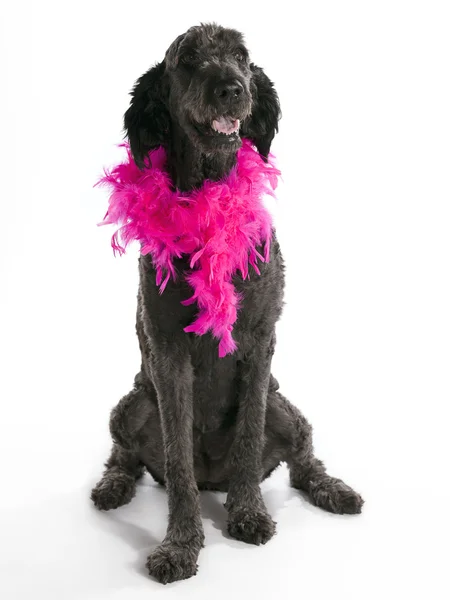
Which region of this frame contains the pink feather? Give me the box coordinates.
[97,139,280,357]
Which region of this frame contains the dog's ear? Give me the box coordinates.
[124,61,169,168]
[241,64,281,159]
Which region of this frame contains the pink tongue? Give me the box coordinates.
[212,116,239,134]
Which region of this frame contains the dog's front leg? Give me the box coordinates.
[145,346,204,584]
[225,335,276,545]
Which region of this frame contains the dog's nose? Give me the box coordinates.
[214,79,244,103]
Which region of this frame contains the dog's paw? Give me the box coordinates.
[146,543,199,584]
[227,508,276,545]
[309,477,364,515]
[90,471,136,511]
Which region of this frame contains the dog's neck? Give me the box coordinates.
[166,125,238,191]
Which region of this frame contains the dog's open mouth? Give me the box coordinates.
[194,116,240,140]
[211,116,240,136]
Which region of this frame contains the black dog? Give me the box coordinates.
[91,23,363,584]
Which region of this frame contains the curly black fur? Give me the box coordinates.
[91,23,363,585]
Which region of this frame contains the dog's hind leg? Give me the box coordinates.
[264,376,364,515]
[91,379,151,511]
[91,443,144,511]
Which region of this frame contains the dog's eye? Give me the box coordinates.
[234,50,245,62]
[181,52,197,65]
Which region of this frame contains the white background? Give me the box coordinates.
[1,1,449,598]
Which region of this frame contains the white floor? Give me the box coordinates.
[1,434,448,599]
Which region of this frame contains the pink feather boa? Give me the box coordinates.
[97,139,280,357]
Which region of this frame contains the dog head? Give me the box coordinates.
[124,23,280,167]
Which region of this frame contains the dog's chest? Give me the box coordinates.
[139,238,284,337]
[138,239,285,431]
